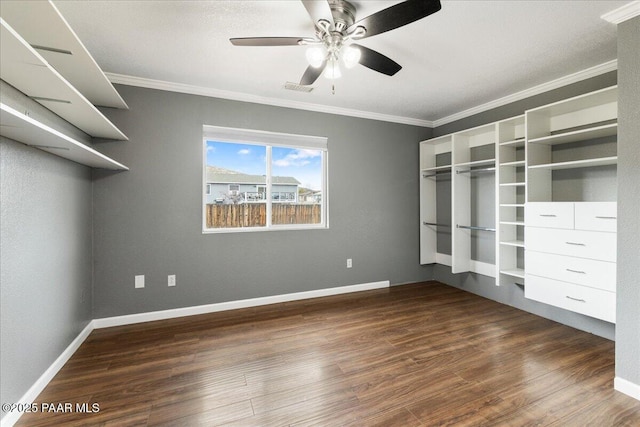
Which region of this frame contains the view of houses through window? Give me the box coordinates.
[203,128,327,231]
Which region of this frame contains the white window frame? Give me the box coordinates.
[202,125,329,233]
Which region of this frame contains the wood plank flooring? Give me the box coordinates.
[15,281,640,426]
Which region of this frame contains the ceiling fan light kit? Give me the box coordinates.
[229,0,442,92]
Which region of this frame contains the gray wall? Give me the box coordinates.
[91,85,433,318]
[615,16,640,391]
[0,84,93,411]
[430,73,619,340]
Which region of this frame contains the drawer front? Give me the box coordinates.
[526,251,616,292]
[526,203,574,229]
[525,275,616,323]
[575,202,617,233]
[526,227,616,262]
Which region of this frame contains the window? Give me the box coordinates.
[203,125,328,232]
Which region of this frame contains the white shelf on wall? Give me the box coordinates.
[529,156,618,171]
[0,103,128,170]
[0,18,127,140]
[499,182,525,187]
[0,0,128,109]
[528,123,617,146]
[500,203,525,207]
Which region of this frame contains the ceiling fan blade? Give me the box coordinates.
[352,44,401,76]
[348,0,441,40]
[230,37,312,46]
[301,0,334,30]
[300,60,327,86]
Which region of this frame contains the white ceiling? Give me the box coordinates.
[52,0,627,126]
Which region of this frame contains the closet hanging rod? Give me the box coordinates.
[423,221,449,227]
[456,166,496,174]
[423,171,452,178]
[456,224,496,232]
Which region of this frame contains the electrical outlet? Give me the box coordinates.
[347,258,352,268]
[168,274,176,287]
[135,275,145,289]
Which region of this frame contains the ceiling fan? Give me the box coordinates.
[230,0,442,89]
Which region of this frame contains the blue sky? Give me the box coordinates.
[206,141,322,190]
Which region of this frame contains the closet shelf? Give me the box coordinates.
[455,158,495,167]
[500,221,525,226]
[528,156,617,171]
[0,103,128,170]
[500,240,525,248]
[500,204,524,207]
[0,18,127,140]
[1,1,128,109]
[499,138,525,147]
[421,164,452,172]
[500,160,525,167]
[528,123,617,146]
[500,182,525,187]
[500,269,525,279]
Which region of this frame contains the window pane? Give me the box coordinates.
[271,146,323,225]
[205,141,267,229]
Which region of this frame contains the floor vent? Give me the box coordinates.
[284,82,313,92]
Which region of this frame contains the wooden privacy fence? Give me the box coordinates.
[206,203,321,228]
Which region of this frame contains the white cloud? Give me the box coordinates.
[206,145,215,152]
[273,149,320,167]
[238,149,250,155]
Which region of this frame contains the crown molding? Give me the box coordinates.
[601,1,640,24]
[432,59,618,127]
[107,58,618,131]
[104,73,434,128]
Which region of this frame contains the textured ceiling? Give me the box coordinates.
[52,0,626,124]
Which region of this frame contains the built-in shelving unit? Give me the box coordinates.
[419,135,452,265]
[0,6,128,170]
[524,86,618,322]
[496,115,526,286]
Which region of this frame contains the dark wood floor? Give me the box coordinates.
[16,281,640,426]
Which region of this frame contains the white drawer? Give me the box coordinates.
[575,202,617,233]
[526,203,574,229]
[525,275,615,323]
[526,251,616,292]
[526,227,616,262]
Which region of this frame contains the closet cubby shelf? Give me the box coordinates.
[500,221,525,226]
[455,158,495,167]
[500,160,525,167]
[1,103,128,170]
[500,240,525,248]
[0,18,127,140]
[500,204,524,207]
[500,269,525,279]
[421,164,452,172]
[528,156,617,171]
[499,138,525,147]
[528,123,617,146]
[499,182,525,187]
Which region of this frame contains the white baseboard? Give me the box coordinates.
[93,280,390,329]
[1,321,95,427]
[615,377,640,401]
